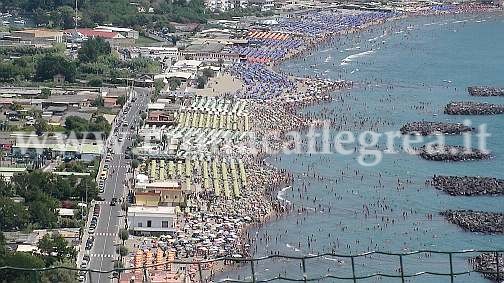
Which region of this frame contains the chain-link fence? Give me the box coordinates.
[0,249,502,282]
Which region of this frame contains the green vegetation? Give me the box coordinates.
[57,159,100,178]
[78,38,111,63]
[0,171,98,231]
[210,7,275,19]
[64,115,112,138]
[0,231,77,283]
[136,35,161,45]
[35,54,77,82]
[1,0,208,29]
[38,233,77,265]
[196,75,208,89]
[168,77,182,91]
[0,38,159,85]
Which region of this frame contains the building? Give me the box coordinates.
[147,111,176,126]
[127,206,177,235]
[170,60,203,73]
[65,28,135,46]
[148,181,185,206]
[10,29,64,44]
[134,191,161,206]
[130,47,179,67]
[94,26,139,39]
[178,44,241,63]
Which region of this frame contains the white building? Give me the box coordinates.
[127,206,177,235]
[95,26,139,39]
[131,47,179,68]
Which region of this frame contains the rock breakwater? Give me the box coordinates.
[400,121,472,135]
[441,210,504,234]
[445,101,504,115]
[431,175,504,196]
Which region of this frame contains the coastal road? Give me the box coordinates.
[85,87,150,283]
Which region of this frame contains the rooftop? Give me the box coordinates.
[185,43,224,53]
[128,205,176,215]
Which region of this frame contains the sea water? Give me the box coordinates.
[221,13,504,283]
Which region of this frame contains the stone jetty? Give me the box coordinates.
[472,253,504,282]
[431,175,504,196]
[445,101,504,115]
[419,144,491,161]
[441,210,504,234]
[468,86,504,97]
[400,121,472,135]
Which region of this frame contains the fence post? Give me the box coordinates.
[198,262,204,283]
[301,258,307,283]
[251,260,256,283]
[143,265,148,282]
[449,253,454,283]
[496,252,501,282]
[351,256,357,283]
[399,254,405,283]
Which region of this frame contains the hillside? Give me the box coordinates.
[0,0,207,29]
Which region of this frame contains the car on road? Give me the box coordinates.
[93,205,100,216]
[110,198,117,206]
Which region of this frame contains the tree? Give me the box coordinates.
[34,118,48,136]
[1,252,45,282]
[0,197,29,231]
[78,38,111,63]
[168,77,181,91]
[39,88,51,98]
[50,5,75,29]
[131,159,140,169]
[64,116,89,133]
[118,229,129,245]
[35,55,76,82]
[41,260,78,283]
[88,78,103,87]
[29,200,58,229]
[38,233,77,265]
[116,245,128,262]
[91,96,104,107]
[196,75,207,89]
[202,68,215,78]
[116,95,126,106]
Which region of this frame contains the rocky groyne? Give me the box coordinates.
[400,121,472,135]
[472,253,504,282]
[445,101,504,115]
[431,175,504,196]
[441,210,504,234]
[468,86,504,97]
[419,145,491,161]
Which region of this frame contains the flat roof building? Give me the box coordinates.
[127,206,177,235]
